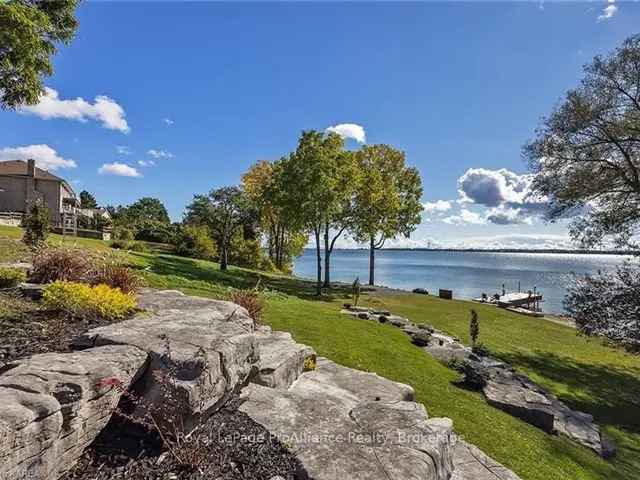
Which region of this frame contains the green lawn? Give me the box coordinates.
[1,224,638,480]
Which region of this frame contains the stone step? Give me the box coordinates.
[240,357,454,480]
[251,330,316,389]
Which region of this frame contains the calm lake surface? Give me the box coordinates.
[293,249,631,313]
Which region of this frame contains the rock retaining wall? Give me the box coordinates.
[1,290,521,480]
[340,304,615,459]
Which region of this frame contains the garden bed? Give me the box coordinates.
[62,399,307,480]
[0,292,119,366]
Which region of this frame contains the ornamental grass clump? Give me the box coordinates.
[90,257,141,294]
[230,288,264,324]
[42,281,137,321]
[30,246,93,284]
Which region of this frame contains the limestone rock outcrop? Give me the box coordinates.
[240,357,455,480]
[0,345,147,480]
[72,289,258,428]
[0,289,525,480]
[463,358,615,458]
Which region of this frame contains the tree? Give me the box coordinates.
[285,130,347,294]
[184,187,257,270]
[0,0,79,109]
[175,224,217,261]
[564,261,640,351]
[108,198,173,243]
[22,200,49,248]
[123,197,170,224]
[321,150,357,288]
[470,310,479,348]
[525,34,640,251]
[351,144,423,285]
[242,158,306,272]
[79,190,98,209]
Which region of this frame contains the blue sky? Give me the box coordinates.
[1,1,639,248]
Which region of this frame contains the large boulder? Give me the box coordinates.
[462,360,615,458]
[409,330,432,347]
[0,345,147,480]
[73,289,258,429]
[241,357,454,480]
[424,333,474,365]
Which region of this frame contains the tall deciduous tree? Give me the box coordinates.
[123,197,170,224]
[285,130,346,294]
[351,144,423,285]
[525,34,640,251]
[321,150,357,288]
[0,0,79,109]
[79,190,97,209]
[242,158,306,272]
[184,186,257,270]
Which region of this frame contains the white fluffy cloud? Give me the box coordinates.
[598,0,618,21]
[443,209,486,225]
[147,149,174,159]
[325,123,366,143]
[20,87,130,133]
[423,200,452,214]
[0,144,76,170]
[116,146,131,155]
[163,118,174,126]
[456,168,546,225]
[138,159,156,167]
[98,162,141,177]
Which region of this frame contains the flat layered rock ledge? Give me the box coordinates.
[1,290,520,480]
[340,305,615,459]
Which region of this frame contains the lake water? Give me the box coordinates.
[293,249,631,313]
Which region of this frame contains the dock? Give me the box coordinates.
[473,288,544,316]
[496,292,543,309]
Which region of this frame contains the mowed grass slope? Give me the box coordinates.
[1,225,638,480]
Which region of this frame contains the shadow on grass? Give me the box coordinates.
[496,350,640,435]
[135,253,353,302]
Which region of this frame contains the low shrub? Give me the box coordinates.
[303,355,317,372]
[90,260,141,294]
[446,358,468,373]
[230,288,264,323]
[128,241,150,253]
[175,225,216,260]
[228,237,267,269]
[30,247,93,284]
[471,342,491,357]
[0,267,27,288]
[113,227,135,241]
[109,239,131,250]
[42,281,137,321]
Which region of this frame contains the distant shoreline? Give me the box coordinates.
[307,248,635,256]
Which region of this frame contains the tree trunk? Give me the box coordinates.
[314,228,322,295]
[278,225,286,269]
[368,236,375,286]
[220,242,228,271]
[323,223,331,288]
